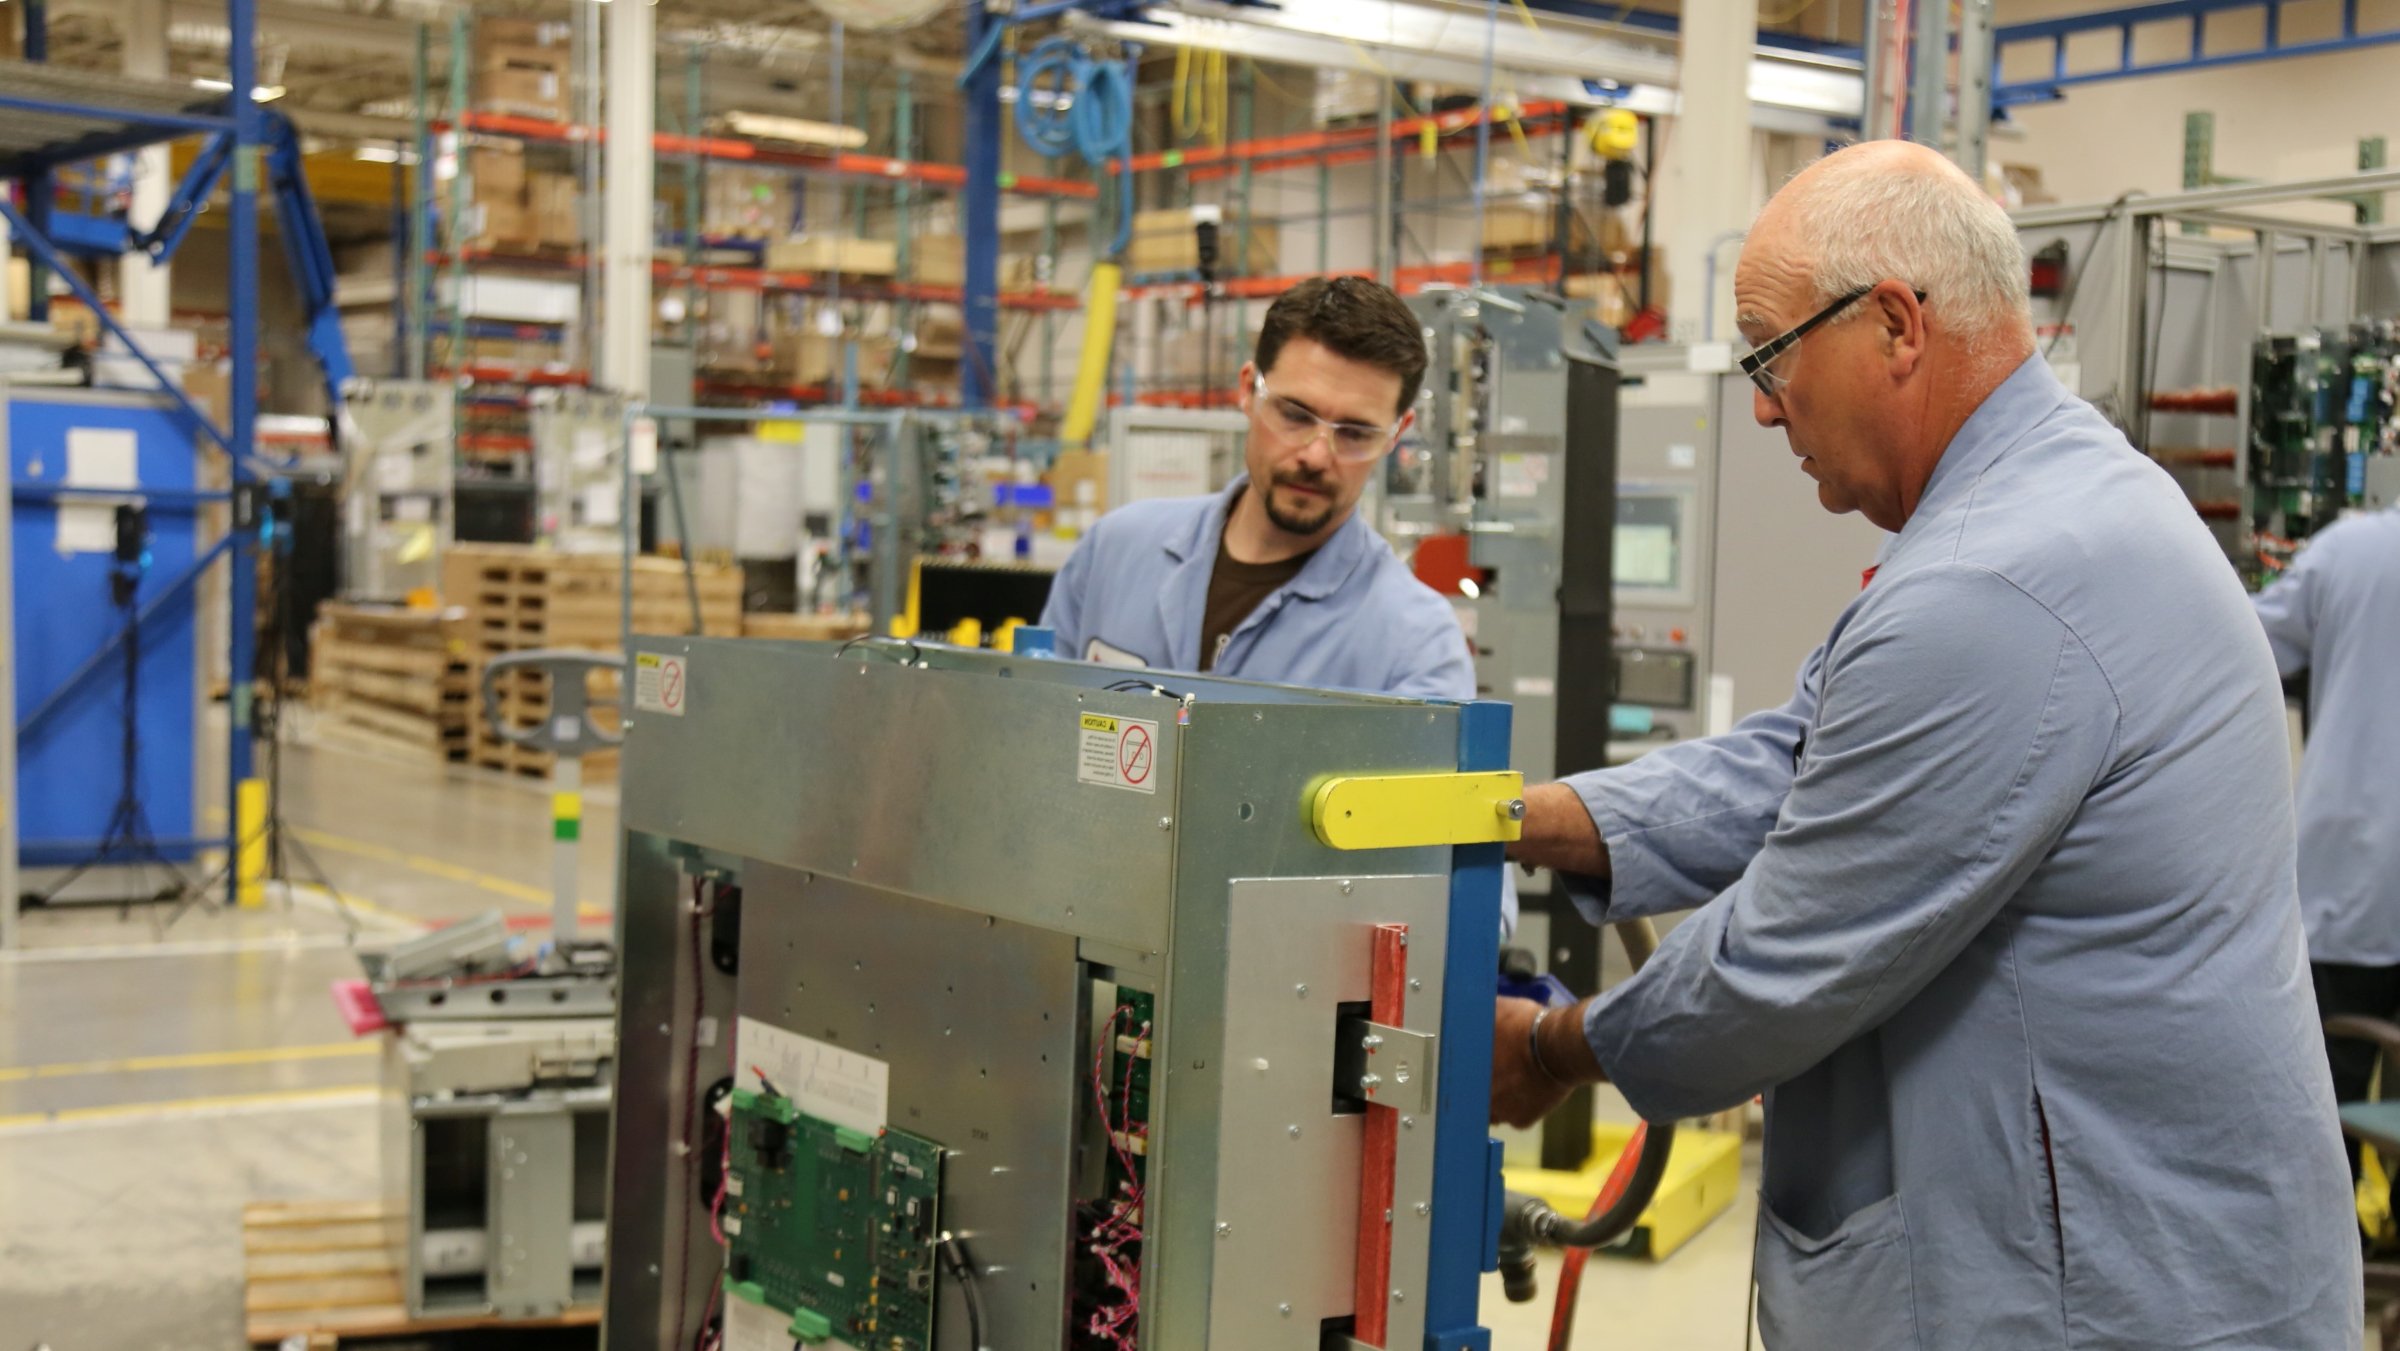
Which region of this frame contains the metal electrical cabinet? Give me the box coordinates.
[1610,350,1883,745]
[5,389,207,902]
[603,638,1514,1351]
[381,1018,615,1319]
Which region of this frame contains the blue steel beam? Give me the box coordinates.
[0,194,234,456]
[1993,0,2400,106]
[225,0,260,903]
[960,1,1002,410]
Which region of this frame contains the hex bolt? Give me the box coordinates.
[1361,1033,1384,1050]
[1360,1073,1383,1090]
[1499,798,1527,821]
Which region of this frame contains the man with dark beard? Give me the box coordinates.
[1040,276,1471,700]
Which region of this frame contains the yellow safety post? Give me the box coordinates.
[235,777,267,908]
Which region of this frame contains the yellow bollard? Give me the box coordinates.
[236,777,267,908]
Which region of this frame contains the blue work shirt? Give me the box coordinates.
[1038,477,1475,699]
[2253,505,2400,966]
[1563,358,2358,1349]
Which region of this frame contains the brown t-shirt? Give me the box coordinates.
[1201,532,1316,671]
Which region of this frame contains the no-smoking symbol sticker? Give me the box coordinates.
[635,652,688,718]
[1118,723,1153,786]
[1078,712,1159,794]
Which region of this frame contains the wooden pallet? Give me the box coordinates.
[242,1200,599,1348]
[310,605,477,765]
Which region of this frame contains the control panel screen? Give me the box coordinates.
[1615,493,1684,592]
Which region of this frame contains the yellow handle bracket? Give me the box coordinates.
[1309,771,1526,851]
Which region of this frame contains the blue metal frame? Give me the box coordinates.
[2,0,264,909]
[1425,698,1510,1351]
[1993,0,2400,107]
[960,1,1004,410]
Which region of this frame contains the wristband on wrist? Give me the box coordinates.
[1527,1003,1572,1086]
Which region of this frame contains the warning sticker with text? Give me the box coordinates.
[633,651,687,716]
[1077,712,1159,794]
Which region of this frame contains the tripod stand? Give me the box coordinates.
[31,505,195,916]
[168,483,355,936]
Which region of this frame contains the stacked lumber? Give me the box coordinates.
[441,545,742,779]
[309,604,472,765]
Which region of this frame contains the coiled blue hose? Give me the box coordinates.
[1015,35,1135,258]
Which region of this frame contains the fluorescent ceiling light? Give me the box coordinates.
[191,77,285,101]
[1072,0,1861,126]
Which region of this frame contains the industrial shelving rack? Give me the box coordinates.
[0,0,266,932]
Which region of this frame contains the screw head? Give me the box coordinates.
[1499,797,1527,821]
[1340,880,1353,895]
[1288,1124,1301,1139]
[1401,1115,1415,1130]
[1279,1303,1292,1317]
[1393,1289,1407,1304]
[1410,978,1423,992]
[1415,1202,1431,1217]
[1294,983,1308,999]
[1158,816,1173,831]
[1216,1222,1233,1237]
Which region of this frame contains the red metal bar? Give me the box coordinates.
[1354,922,1410,1348]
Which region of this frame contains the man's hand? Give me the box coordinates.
[1510,783,1611,880]
[1491,995,1604,1129]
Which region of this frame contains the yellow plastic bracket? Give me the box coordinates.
[1308,771,1526,851]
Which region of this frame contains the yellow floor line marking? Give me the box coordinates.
[0,1040,376,1085]
[211,810,606,923]
[0,1085,376,1135]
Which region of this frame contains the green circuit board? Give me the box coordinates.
[723,1088,944,1349]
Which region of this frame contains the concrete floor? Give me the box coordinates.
[0,728,1761,1350]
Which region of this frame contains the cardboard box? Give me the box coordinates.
[1481,200,1608,255]
[468,146,526,199]
[183,363,232,427]
[1047,449,1110,521]
[771,332,897,389]
[1128,209,1279,277]
[479,42,570,77]
[765,236,898,277]
[472,198,531,247]
[479,67,567,121]
[478,18,569,48]
[914,310,965,360]
[528,172,580,246]
[911,234,964,288]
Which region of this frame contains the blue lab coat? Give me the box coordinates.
[1562,358,2359,1349]
[1038,477,1475,699]
[2253,505,2400,966]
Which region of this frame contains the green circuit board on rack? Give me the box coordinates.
[723,1088,945,1349]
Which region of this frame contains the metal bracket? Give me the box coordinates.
[1308,771,1526,851]
[1337,1017,1438,1115]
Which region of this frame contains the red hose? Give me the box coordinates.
[1545,1123,1652,1351]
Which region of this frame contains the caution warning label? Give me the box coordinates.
[634,651,687,716]
[1077,712,1159,794]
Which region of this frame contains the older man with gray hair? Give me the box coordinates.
[1492,140,2359,1347]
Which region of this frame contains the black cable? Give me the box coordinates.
[940,1233,989,1351]
[33,529,191,909]
[1103,678,1184,699]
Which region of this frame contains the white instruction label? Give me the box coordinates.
[1496,452,1549,499]
[1077,712,1159,794]
[737,1017,889,1136]
[633,652,686,716]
